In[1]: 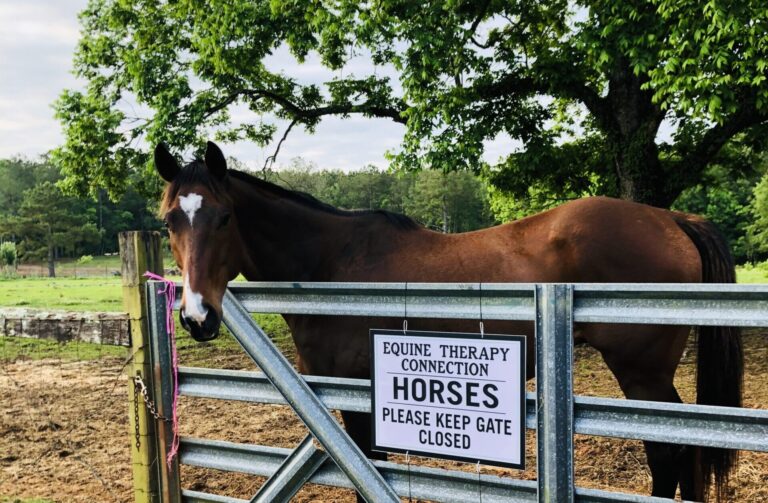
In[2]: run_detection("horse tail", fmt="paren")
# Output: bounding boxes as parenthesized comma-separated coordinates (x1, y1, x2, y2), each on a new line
(673, 212, 743, 501)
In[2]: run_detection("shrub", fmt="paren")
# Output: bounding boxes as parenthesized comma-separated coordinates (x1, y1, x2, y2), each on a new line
(77, 254, 94, 265)
(0, 242, 17, 268)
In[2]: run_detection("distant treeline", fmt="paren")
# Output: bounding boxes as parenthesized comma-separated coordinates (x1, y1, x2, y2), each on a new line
(1, 156, 766, 276)
(0, 158, 160, 276)
(260, 160, 495, 233)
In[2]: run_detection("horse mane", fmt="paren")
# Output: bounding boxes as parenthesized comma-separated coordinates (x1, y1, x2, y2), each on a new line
(160, 162, 420, 231)
(229, 170, 420, 230)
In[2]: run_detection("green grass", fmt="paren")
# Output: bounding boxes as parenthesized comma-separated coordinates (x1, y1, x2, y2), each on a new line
(736, 263, 768, 284)
(0, 276, 124, 312)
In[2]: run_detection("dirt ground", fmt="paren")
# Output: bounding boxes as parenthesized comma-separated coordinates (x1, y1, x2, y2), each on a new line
(1, 332, 766, 503)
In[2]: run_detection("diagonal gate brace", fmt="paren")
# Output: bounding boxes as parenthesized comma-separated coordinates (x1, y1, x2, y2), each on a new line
(221, 290, 399, 503)
(249, 434, 328, 503)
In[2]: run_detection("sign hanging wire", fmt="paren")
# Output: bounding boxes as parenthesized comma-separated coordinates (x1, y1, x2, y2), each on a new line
(403, 282, 408, 334)
(479, 283, 484, 338)
(477, 461, 483, 502)
(406, 451, 412, 502)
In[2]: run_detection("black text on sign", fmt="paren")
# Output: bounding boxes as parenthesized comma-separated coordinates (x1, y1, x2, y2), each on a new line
(370, 330, 526, 468)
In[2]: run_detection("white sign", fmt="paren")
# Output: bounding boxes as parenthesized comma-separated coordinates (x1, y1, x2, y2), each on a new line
(370, 330, 526, 468)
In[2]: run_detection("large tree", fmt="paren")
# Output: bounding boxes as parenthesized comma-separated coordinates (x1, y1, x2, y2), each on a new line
(55, 0, 768, 207)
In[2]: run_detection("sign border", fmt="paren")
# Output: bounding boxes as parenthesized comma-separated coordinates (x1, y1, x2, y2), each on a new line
(369, 329, 527, 469)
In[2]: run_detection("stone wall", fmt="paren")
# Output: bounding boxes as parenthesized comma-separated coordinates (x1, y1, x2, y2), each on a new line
(0, 308, 130, 346)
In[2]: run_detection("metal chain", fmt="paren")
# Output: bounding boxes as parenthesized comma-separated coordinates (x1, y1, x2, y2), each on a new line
(133, 379, 141, 450)
(133, 375, 169, 422)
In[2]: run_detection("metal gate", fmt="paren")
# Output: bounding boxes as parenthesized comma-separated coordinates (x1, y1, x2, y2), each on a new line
(141, 281, 768, 503)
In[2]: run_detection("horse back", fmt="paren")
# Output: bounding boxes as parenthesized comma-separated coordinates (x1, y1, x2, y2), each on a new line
(361, 196, 703, 285)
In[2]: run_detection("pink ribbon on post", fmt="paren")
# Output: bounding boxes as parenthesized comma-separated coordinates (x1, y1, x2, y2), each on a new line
(143, 271, 180, 467)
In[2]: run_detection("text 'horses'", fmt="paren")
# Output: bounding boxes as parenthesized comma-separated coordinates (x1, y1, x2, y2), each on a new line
(156, 141, 742, 502)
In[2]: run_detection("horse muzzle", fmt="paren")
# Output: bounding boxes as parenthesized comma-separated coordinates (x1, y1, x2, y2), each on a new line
(180, 303, 221, 342)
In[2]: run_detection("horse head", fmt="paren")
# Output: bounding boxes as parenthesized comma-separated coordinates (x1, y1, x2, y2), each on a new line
(155, 141, 241, 341)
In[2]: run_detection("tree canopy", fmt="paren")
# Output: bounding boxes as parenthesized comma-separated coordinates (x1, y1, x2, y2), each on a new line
(55, 0, 768, 207)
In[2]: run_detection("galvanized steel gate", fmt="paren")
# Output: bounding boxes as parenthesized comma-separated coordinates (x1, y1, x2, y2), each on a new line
(142, 281, 768, 503)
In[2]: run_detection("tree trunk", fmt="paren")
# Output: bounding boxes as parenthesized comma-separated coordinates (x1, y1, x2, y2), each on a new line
(47, 225, 55, 278)
(47, 245, 55, 278)
(441, 195, 449, 233)
(610, 128, 674, 208)
(604, 59, 676, 208)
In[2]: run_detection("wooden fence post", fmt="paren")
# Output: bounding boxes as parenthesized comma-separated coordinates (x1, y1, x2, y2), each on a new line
(120, 231, 163, 503)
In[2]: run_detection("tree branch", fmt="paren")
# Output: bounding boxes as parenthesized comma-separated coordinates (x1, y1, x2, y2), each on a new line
(466, 0, 493, 49)
(683, 95, 767, 168)
(240, 88, 408, 124)
(470, 63, 613, 131)
(471, 73, 537, 100)
(263, 119, 297, 172)
(177, 87, 408, 131)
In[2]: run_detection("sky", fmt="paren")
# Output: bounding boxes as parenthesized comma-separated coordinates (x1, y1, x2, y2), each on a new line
(0, 0, 524, 172)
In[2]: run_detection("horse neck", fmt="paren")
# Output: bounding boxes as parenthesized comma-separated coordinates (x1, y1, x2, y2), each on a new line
(230, 177, 380, 281)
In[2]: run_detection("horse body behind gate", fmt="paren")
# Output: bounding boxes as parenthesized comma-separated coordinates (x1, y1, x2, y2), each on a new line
(155, 141, 741, 502)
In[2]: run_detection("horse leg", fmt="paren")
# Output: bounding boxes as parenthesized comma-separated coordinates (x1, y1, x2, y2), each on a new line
(641, 400, 703, 501)
(622, 382, 686, 498)
(340, 410, 388, 503)
(591, 325, 694, 499)
(601, 367, 697, 498)
(678, 442, 705, 501)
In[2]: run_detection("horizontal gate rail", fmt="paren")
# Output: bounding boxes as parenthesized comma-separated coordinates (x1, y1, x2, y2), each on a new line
(179, 437, 673, 503)
(177, 367, 768, 452)
(200, 282, 536, 320)
(572, 284, 768, 326)
(169, 282, 768, 326)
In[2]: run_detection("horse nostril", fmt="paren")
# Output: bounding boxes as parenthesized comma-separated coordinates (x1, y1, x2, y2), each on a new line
(201, 304, 220, 330)
(179, 310, 191, 330)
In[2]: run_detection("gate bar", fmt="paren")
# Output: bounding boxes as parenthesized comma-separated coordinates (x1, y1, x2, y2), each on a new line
(249, 434, 328, 503)
(221, 289, 399, 503)
(178, 367, 768, 451)
(536, 284, 575, 503)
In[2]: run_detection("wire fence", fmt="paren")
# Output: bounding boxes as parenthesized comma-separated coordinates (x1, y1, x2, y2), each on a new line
(9, 262, 121, 278)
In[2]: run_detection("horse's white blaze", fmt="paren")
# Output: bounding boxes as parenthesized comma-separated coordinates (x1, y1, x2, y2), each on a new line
(183, 273, 208, 323)
(179, 192, 203, 227)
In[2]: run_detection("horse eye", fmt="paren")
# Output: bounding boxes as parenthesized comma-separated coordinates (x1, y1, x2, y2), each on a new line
(163, 214, 177, 233)
(218, 212, 231, 229)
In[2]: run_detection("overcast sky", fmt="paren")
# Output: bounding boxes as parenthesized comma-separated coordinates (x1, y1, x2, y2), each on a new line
(0, 0, 527, 172)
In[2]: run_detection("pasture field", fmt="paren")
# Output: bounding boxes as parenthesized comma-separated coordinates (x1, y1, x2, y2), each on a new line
(0, 277, 124, 312)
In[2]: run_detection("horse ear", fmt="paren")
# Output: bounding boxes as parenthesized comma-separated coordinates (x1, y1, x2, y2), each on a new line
(204, 141, 227, 180)
(154, 143, 180, 182)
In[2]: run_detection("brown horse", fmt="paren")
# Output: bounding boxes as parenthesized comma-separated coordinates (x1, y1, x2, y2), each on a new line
(156, 141, 742, 502)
